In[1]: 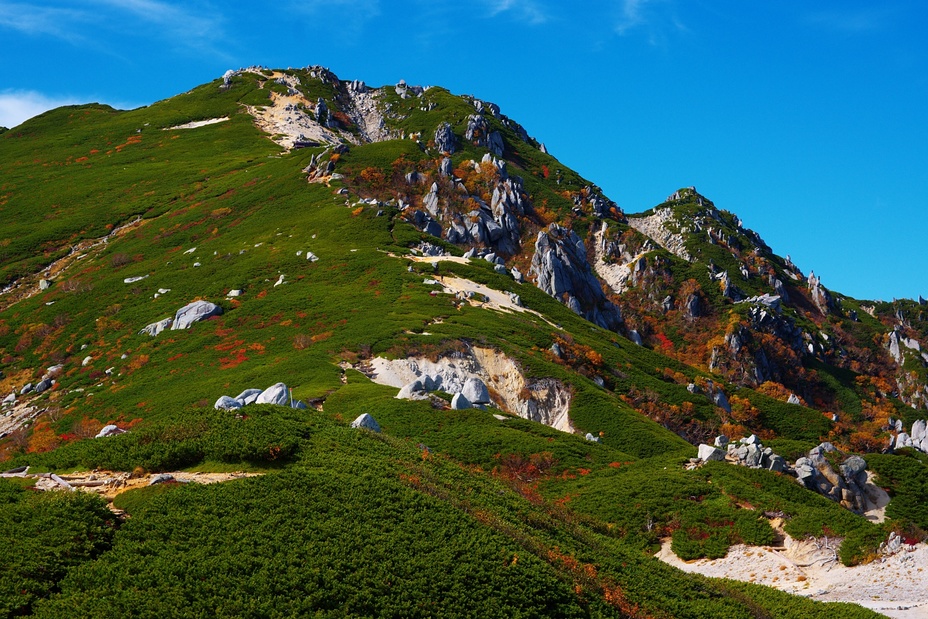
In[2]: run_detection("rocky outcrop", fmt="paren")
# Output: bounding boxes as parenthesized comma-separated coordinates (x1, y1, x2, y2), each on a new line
(465, 114, 504, 157)
(434, 122, 457, 154)
(795, 442, 869, 513)
(890, 418, 928, 453)
(807, 271, 834, 314)
(368, 346, 574, 432)
(214, 383, 306, 411)
(443, 156, 525, 256)
(626, 207, 693, 262)
(530, 224, 623, 332)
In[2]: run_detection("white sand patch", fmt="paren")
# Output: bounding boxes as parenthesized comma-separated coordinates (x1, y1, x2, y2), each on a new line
(656, 533, 928, 618)
(164, 117, 229, 130)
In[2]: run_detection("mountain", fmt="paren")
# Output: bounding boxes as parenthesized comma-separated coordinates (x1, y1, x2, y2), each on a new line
(1, 65, 926, 618)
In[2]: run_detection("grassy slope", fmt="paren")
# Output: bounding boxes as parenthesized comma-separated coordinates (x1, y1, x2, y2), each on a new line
(0, 73, 900, 617)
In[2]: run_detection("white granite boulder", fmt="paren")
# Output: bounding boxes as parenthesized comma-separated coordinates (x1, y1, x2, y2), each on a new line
(256, 383, 290, 406)
(171, 301, 223, 330)
(350, 413, 381, 432)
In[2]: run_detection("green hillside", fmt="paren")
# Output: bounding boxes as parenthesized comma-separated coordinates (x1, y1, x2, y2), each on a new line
(1, 66, 924, 617)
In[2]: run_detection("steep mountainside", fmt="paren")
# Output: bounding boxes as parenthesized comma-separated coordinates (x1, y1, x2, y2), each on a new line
(1, 65, 926, 618)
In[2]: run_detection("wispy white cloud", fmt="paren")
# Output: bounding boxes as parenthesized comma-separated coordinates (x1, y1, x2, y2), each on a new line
(803, 8, 892, 34)
(0, 2, 90, 40)
(284, 0, 381, 41)
(484, 0, 549, 25)
(0, 0, 228, 56)
(91, 0, 225, 43)
(614, 0, 687, 44)
(0, 90, 83, 128)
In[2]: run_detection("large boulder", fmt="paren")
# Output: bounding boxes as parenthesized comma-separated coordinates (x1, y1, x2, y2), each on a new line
(461, 377, 490, 405)
(698, 444, 725, 462)
(95, 424, 125, 438)
(171, 301, 223, 330)
(256, 383, 289, 406)
(450, 392, 472, 410)
(350, 413, 381, 432)
(397, 379, 428, 400)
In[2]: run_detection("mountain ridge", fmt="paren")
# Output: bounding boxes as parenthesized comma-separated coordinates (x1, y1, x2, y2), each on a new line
(1, 64, 927, 617)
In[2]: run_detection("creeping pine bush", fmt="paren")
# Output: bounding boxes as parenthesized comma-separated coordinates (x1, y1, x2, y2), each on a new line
(12, 406, 309, 472)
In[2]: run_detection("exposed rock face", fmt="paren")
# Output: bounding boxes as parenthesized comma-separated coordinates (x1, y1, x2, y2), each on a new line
(465, 114, 504, 157)
(807, 271, 834, 314)
(443, 157, 524, 256)
(530, 224, 623, 332)
(891, 418, 928, 453)
(626, 207, 693, 262)
(709, 297, 805, 388)
(795, 443, 869, 513)
(575, 186, 623, 220)
(434, 122, 457, 154)
(367, 346, 574, 432)
(172, 301, 222, 330)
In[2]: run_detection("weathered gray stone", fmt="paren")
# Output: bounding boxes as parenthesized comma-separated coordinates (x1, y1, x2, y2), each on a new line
(912, 419, 927, 441)
(1, 393, 14, 406)
(787, 393, 801, 405)
(840, 455, 868, 483)
(256, 382, 290, 406)
(171, 301, 222, 330)
(713, 389, 731, 413)
(95, 424, 125, 438)
(34, 379, 52, 394)
(713, 435, 729, 448)
(140, 317, 173, 337)
(450, 392, 472, 410)
(350, 413, 381, 432)
(149, 474, 175, 486)
(585, 433, 602, 443)
(19, 383, 33, 395)
(214, 395, 243, 411)
(235, 389, 262, 405)
(397, 380, 428, 400)
(698, 444, 726, 461)
(439, 157, 452, 177)
(530, 224, 623, 332)
(768, 455, 786, 473)
(434, 122, 457, 154)
(462, 377, 491, 404)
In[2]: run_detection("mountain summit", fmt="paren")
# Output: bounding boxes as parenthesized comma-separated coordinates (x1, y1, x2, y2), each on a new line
(0, 65, 926, 617)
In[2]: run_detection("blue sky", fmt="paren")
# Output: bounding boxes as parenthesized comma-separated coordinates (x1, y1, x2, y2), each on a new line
(1, 0, 926, 302)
